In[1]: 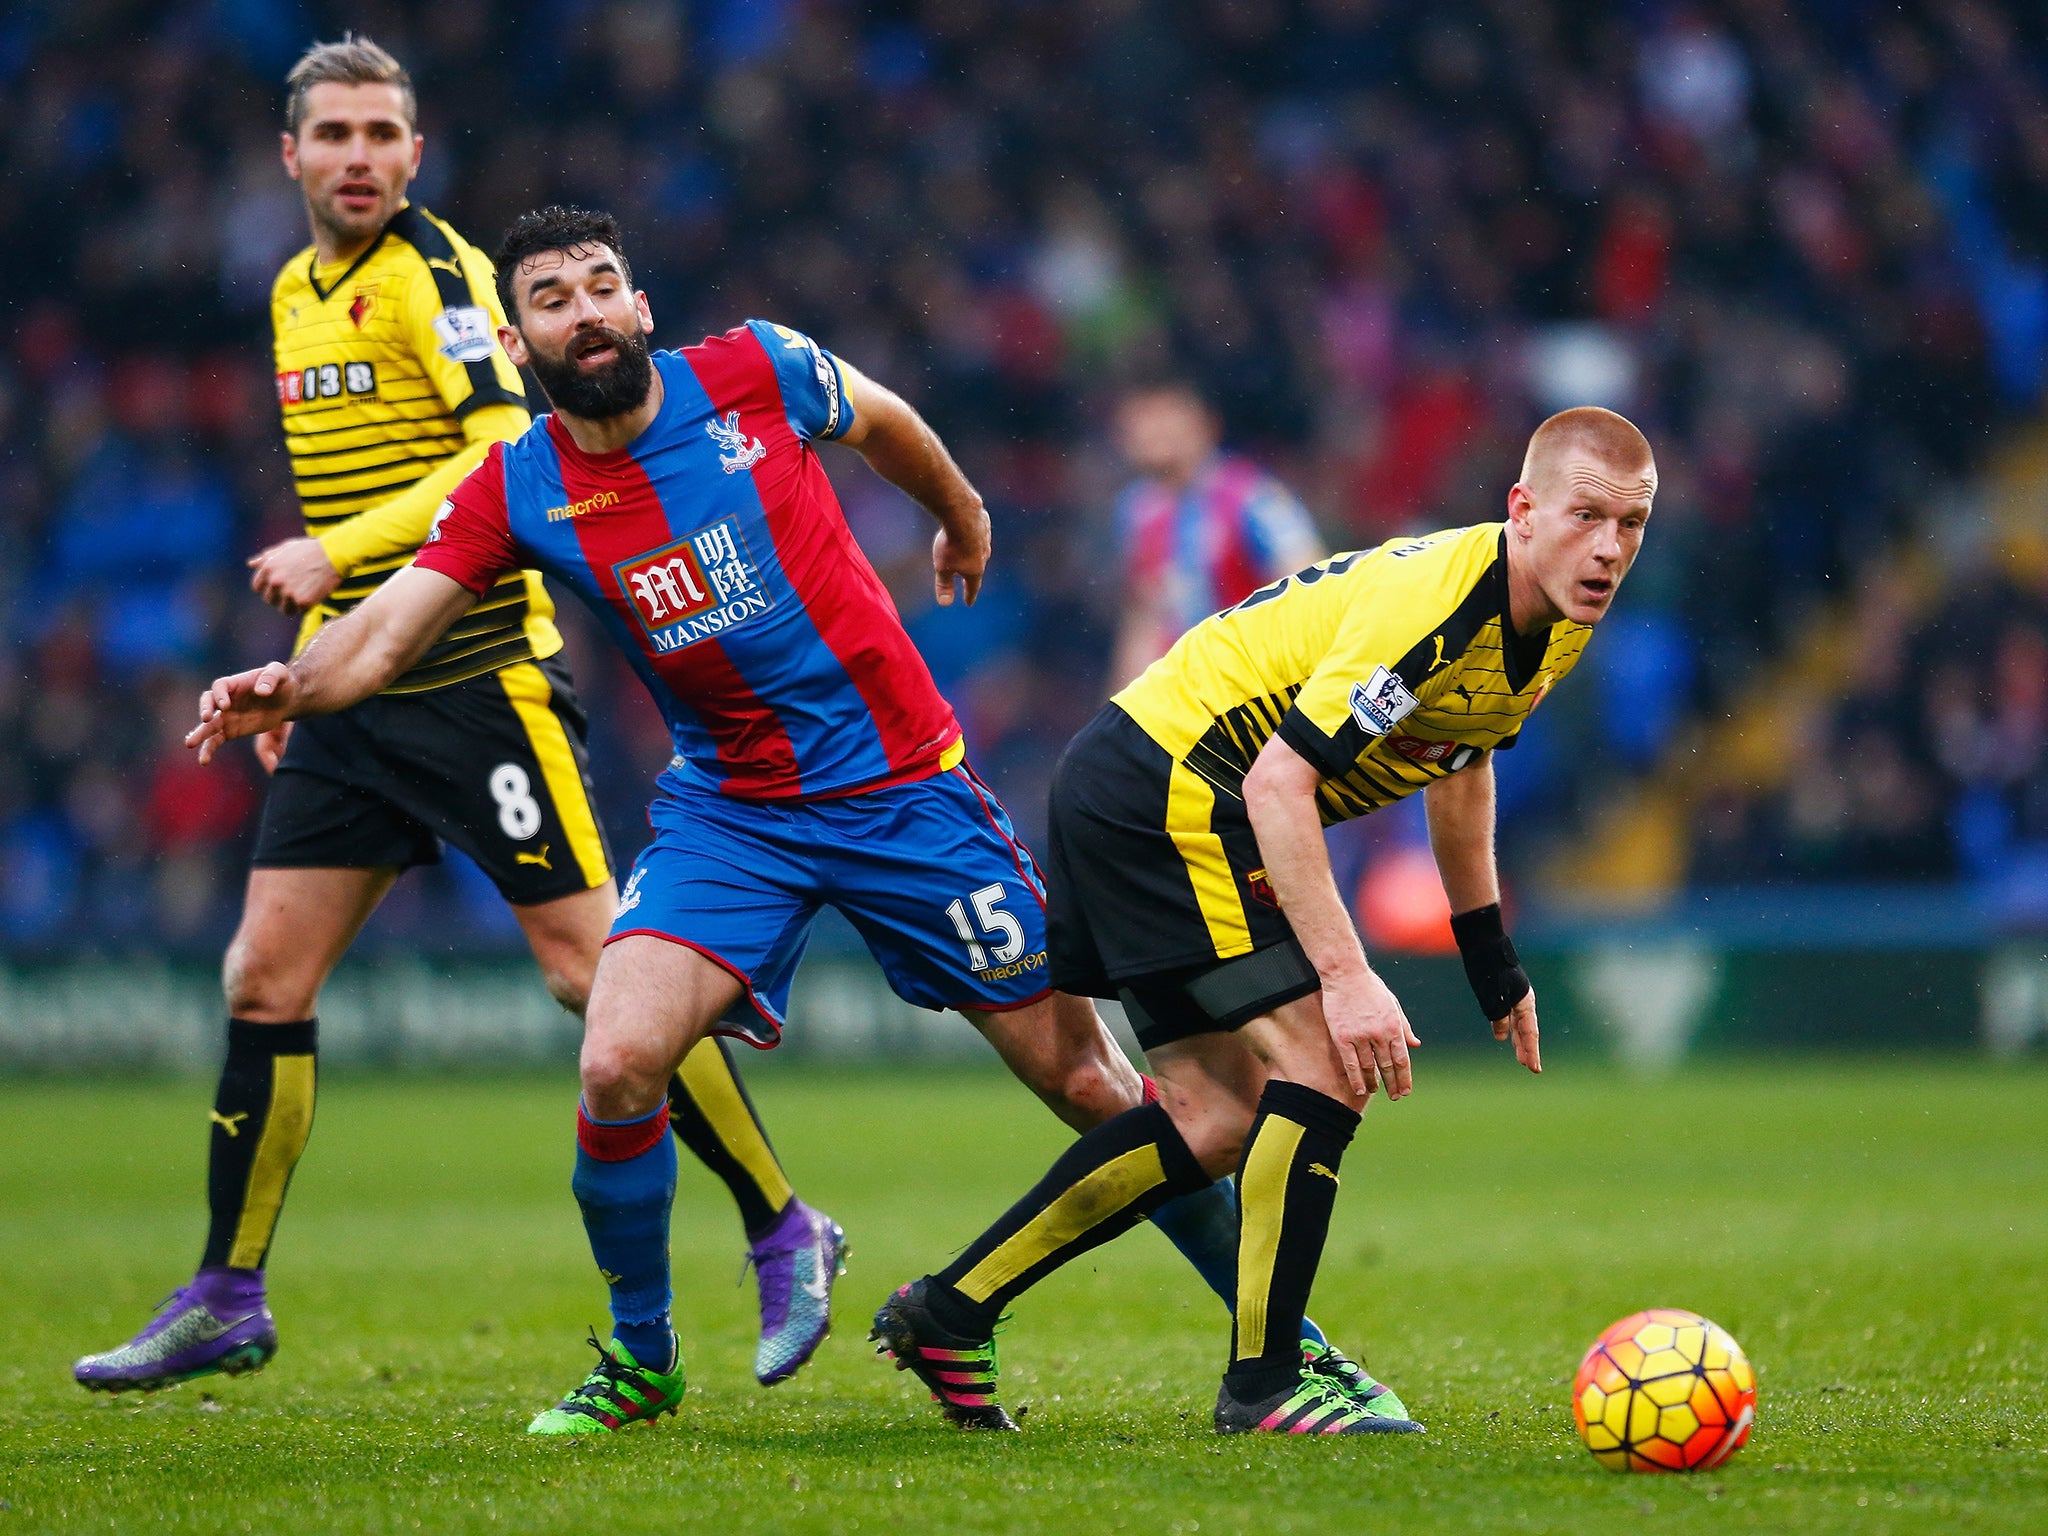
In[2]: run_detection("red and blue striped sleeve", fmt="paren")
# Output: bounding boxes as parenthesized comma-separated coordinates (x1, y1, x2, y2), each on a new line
(414, 441, 519, 597)
(1241, 469, 1325, 578)
(742, 319, 854, 442)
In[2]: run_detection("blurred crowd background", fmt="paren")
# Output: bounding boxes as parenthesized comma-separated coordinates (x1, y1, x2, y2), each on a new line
(3, 0, 2046, 958)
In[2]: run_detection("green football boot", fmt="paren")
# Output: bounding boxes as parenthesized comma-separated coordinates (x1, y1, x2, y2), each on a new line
(526, 1330, 686, 1435)
(1302, 1338, 1415, 1422)
(1216, 1361, 1424, 1435)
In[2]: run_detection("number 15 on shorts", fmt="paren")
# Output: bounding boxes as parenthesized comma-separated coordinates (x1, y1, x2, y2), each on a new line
(945, 882, 1024, 971)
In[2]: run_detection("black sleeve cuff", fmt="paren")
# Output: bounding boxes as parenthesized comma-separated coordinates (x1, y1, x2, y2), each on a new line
(1276, 710, 1351, 778)
(1448, 902, 1531, 1021)
(453, 382, 526, 420)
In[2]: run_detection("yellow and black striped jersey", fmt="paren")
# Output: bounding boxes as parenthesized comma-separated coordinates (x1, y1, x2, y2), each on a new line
(270, 204, 561, 693)
(1114, 522, 1592, 825)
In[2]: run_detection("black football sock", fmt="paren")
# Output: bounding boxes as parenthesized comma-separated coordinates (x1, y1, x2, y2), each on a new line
(1226, 1080, 1360, 1397)
(930, 1101, 1211, 1337)
(199, 1019, 319, 1272)
(668, 1036, 793, 1239)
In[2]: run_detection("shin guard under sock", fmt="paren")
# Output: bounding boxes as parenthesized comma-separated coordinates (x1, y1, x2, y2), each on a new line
(932, 1101, 1211, 1336)
(668, 1037, 794, 1239)
(200, 1019, 318, 1273)
(572, 1100, 679, 1369)
(1228, 1080, 1360, 1395)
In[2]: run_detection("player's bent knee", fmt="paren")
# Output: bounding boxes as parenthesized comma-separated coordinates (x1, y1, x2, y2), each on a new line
(578, 1046, 656, 1116)
(972, 997, 1143, 1130)
(1167, 1108, 1249, 1179)
(1053, 1052, 1139, 1126)
(578, 1029, 675, 1117)
(221, 936, 320, 1022)
(1189, 1124, 1248, 1180)
(540, 965, 591, 1017)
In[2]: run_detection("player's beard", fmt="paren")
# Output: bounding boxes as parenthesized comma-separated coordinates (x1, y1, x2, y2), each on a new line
(529, 322, 655, 420)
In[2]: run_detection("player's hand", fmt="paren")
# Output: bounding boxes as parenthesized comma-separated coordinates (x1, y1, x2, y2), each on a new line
(249, 537, 341, 616)
(1322, 968, 1421, 1101)
(1493, 988, 1541, 1074)
(932, 511, 990, 607)
(187, 664, 299, 766)
(253, 722, 293, 774)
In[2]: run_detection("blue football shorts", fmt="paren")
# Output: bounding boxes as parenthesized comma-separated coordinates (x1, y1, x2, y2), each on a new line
(607, 760, 1052, 1046)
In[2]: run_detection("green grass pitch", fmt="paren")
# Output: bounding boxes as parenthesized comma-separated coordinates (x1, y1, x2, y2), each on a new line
(3, 1057, 2044, 1533)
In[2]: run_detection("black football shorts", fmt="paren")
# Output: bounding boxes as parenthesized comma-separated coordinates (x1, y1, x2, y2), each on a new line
(1045, 704, 1318, 1051)
(251, 652, 613, 906)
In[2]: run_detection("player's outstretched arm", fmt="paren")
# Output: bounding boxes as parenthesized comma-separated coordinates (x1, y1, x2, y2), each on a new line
(249, 404, 530, 614)
(187, 566, 477, 764)
(833, 360, 990, 607)
(1243, 734, 1421, 1101)
(1423, 758, 1540, 1074)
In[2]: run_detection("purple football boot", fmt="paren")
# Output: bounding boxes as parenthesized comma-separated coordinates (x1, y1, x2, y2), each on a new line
(747, 1199, 846, 1386)
(74, 1269, 277, 1393)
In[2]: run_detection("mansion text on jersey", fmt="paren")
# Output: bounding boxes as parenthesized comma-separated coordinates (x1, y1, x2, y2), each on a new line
(648, 590, 773, 652)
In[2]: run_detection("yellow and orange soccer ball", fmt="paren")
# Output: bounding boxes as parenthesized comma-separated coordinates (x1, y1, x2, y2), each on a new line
(1572, 1309, 1757, 1472)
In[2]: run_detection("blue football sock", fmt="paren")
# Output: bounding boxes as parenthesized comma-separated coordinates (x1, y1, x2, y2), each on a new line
(612, 1318, 677, 1372)
(572, 1099, 679, 1372)
(1150, 1176, 1240, 1304)
(1149, 1175, 1327, 1348)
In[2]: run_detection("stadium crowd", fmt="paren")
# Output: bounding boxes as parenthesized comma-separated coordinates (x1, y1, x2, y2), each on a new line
(2, 0, 2045, 952)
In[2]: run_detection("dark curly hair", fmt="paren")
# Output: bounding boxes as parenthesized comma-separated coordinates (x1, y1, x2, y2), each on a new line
(494, 206, 634, 320)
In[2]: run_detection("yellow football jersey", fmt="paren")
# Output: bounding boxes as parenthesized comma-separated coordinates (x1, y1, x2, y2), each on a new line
(1114, 522, 1592, 825)
(270, 204, 561, 692)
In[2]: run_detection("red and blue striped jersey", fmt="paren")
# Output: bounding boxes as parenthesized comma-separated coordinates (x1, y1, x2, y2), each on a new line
(416, 320, 962, 801)
(1118, 453, 1324, 635)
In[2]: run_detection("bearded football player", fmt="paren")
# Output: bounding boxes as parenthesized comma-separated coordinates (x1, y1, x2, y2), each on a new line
(182, 206, 1396, 1434)
(75, 38, 840, 1402)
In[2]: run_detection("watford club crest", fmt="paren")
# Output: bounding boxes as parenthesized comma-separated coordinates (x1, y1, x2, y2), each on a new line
(348, 286, 378, 329)
(1245, 867, 1279, 908)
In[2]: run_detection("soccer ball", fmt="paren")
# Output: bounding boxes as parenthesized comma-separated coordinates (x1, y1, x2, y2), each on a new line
(1572, 1308, 1756, 1472)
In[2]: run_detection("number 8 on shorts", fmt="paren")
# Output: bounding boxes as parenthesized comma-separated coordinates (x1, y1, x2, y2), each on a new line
(491, 762, 543, 841)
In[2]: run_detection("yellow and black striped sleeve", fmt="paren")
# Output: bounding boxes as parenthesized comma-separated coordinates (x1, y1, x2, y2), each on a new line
(1275, 528, 1504, 778)
(315, 404, 526, 576)
(389, 206, 525, 420)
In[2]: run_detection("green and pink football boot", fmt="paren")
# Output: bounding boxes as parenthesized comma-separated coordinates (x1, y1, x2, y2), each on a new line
(869, 1279, 1017, 1430)
(526, 1329, 686, 1435)
(1214, 1357, 1424, 1435)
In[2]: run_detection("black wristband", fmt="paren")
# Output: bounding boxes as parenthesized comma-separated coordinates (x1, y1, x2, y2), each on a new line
(1448, 902, 1531, 1021)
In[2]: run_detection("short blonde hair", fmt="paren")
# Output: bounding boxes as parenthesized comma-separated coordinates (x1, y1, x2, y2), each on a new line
(285, 34, 415, 134)
(1519, 406, 1655, 488)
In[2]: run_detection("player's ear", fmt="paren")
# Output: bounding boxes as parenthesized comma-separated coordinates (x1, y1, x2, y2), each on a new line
(634, 289, 654, 335)
(498, 323, 529, 367)
(407, 131, 424, 181)
(1506, 481, 1537, 535)
(280, 131, 301, 181)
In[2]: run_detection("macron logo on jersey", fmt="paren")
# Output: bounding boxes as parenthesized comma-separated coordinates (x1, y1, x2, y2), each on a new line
(613, 517, 774, 654)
